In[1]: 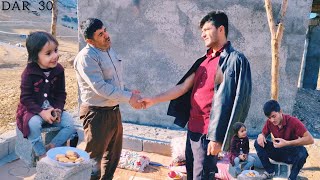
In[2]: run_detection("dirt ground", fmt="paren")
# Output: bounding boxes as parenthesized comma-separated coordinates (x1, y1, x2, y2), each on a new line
(0, 23, 319, 179)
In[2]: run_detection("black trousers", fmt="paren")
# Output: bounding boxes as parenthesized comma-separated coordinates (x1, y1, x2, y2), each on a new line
(186, 130, 218, 180)
(254, 140, 308, 180)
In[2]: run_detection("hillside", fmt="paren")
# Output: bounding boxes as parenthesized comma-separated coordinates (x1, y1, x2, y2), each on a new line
(0, 0, 78, 45)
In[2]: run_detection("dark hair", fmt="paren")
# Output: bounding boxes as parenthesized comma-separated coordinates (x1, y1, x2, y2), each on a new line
(200, 11, 228, 38)
(233, 122, 246, 135)
(80, 18, 103, 40)
(263, 100, 281, 117)
(26, 31, 58, 63)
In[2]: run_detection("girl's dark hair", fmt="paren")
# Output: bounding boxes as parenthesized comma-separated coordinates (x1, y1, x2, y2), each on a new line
(200, 10, 229, 38)
(233, 122, 246, 135)
(26, 31, 58, 63)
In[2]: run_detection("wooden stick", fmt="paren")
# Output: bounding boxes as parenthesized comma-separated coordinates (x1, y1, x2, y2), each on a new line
(265, 0, 276, 37)
(276, 23, 284, 48)
(271, 38, 279, 100)
(278, 0, 288, 24)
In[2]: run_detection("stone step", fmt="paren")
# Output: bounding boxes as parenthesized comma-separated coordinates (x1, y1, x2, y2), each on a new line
(0, 122, 187, 165)
(0, 130, 16, 161)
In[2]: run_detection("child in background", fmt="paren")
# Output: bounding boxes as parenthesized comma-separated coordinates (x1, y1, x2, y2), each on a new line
(16, 31, 76, 159)
(229, 122, 255, 175)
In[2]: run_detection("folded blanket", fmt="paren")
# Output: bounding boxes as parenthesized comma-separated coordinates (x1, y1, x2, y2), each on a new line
(118, 150, 150, 172)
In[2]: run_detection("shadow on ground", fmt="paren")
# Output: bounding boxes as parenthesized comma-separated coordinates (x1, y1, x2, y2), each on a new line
(302, 167, 320, 171)
(0, 63, 20, 69)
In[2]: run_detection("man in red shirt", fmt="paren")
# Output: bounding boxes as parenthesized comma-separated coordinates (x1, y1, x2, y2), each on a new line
(255, 100, 314, 180)
(140, 11, 252, 180)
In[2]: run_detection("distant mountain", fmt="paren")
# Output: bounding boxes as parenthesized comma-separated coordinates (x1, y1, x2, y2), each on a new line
(57, 0, 78, 29)
(0, 0, 78, 44)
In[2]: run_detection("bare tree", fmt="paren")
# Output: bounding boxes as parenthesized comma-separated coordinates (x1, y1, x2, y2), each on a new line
(51, 0, 58, 37)
(264, 0, 288, 100)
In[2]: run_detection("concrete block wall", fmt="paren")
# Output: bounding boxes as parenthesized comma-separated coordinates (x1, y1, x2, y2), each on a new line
(15, 126, 64, 167)
(0, 130, 16, 160)
(0, 122, 180, 163)
(77, 0, 313, 134)
(123, 135, 171, 156)
(0, 139, 9, 160)
(35, 157, 92, 180)
(143, 140, 171, 156)
(123, 135, 143, 152)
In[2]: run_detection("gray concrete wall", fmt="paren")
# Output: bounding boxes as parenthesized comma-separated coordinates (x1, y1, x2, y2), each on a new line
(77, 0, 313, 134)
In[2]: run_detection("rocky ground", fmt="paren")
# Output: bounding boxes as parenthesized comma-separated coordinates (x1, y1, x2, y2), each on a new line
(293, 88, 320, 138)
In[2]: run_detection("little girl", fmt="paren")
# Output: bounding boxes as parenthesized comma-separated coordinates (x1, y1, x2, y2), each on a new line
(16, 31, 76, 158)
(229, 122, 255, 175)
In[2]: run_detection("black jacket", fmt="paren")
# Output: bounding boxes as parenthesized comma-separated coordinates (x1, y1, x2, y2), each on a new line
(167, 42, 252, 150)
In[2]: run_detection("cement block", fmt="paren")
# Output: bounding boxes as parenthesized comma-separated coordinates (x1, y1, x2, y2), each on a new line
(15, 128, 37, 167)
(0, 153, 18, 166)
(143, 140, 171, 156)
(35, 157, 92, 180)
(123, 135, 143, 152)
(270, 159, 292, 178)
(0, 129, 16, 139)
(0, 139, 9, 160)
(0, 130, 16, 155)
(15, 126, 62, 167)
(8, 137, 16, 154)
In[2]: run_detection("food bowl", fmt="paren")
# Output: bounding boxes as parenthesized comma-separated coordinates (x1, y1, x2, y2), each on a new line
(47, 146, 89, 166)
(241, 170, 259, 178)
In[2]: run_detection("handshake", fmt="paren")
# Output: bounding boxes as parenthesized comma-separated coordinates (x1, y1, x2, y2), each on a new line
(128, 90, 155, 110)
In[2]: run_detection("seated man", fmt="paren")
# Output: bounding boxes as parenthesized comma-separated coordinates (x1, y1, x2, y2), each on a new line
(254, 100, 314, 180)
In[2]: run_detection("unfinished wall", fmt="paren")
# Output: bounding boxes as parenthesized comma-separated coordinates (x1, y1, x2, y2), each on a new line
(77, 0, 313, 134)
(303, 24, 320, 90)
